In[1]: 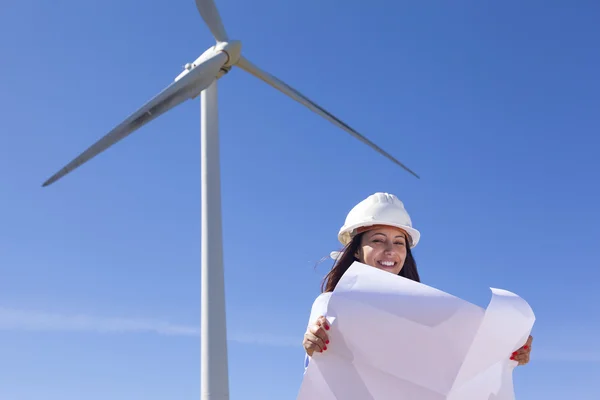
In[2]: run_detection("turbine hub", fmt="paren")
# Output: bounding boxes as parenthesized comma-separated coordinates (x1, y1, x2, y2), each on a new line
(215, 40, 242, 67)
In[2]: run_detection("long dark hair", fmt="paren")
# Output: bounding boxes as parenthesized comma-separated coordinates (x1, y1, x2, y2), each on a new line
(320, 232, 420, 293)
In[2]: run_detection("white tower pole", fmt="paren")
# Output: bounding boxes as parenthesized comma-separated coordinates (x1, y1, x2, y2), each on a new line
(200, 79, 230, 400)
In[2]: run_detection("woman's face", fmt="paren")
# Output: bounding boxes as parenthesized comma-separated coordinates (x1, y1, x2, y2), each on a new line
(356, 226, 408, 275)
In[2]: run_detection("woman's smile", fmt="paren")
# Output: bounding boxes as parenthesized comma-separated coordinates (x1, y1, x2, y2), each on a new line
(376, 260, 397, 269)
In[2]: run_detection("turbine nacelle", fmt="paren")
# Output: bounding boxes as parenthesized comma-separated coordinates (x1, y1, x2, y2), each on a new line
(175, 40, 242, 82)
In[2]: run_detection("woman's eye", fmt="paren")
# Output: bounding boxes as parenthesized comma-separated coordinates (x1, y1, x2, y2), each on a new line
(394, 242, 405, 246)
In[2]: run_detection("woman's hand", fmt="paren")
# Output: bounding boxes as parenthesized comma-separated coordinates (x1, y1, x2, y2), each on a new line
(511, 335, 533, 365)
(303, 315, 330, 357)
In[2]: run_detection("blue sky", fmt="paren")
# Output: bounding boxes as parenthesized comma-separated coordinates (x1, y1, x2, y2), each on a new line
(1, 0, 599, 398)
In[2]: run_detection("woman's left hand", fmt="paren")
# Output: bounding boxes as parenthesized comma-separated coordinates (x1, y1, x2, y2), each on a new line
(511, 335, 533, 366)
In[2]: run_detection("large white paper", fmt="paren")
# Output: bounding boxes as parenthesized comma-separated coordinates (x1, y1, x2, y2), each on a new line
(297, 262, 535, 400)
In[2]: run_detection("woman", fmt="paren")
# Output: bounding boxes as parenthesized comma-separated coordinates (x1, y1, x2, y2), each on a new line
(303, 192, 533, 370)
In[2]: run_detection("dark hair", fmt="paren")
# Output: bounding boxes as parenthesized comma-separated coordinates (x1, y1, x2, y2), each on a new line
(320, 232, 420, 293)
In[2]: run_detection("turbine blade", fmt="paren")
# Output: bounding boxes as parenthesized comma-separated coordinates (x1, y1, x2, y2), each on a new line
(235, 56, 419, 179)
(195, 0, 229, 43)
(42, 52, 228, 187)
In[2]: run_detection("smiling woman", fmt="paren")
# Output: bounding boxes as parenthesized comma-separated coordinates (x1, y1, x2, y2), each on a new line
(302, 192, 533, 372)
(320, 192, 421, 297)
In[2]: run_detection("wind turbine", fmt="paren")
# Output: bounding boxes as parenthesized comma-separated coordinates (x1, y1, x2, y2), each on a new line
(42, 0, 419, 398)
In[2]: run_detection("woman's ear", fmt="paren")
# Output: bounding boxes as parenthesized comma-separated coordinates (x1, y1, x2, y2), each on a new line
(354, 248, 362, 260)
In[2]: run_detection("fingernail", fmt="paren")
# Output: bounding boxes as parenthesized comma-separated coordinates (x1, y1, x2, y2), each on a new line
(326, 340, 329, 344)
(325, 325, 330, 330)
(523, 345, 529, 349)
(323, 346, 327, 351)
(512, 352, 517, 355)
(510, 356, 515, 360)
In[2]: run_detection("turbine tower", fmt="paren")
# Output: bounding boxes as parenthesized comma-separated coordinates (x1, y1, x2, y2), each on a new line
(42, 0, 420, 398)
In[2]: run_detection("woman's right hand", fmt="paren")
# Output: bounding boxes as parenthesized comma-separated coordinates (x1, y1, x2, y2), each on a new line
(303, 315, 330, 357)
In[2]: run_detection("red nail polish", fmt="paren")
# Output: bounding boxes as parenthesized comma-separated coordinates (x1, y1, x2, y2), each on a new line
(325, 325, 330, 330)
(326, 340, 329, 344)
(323, 346, 327, 351)
(523, 345, 529, 350)
(510, 356, 514, 360)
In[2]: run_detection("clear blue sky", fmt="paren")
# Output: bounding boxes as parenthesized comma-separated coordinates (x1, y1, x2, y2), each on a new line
(1, 0, 599, 398)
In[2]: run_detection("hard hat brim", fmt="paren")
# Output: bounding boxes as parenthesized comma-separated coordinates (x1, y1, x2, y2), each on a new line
(338, 221, 420, 248)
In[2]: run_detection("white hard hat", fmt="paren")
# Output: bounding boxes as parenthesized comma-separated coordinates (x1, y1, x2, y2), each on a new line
(338, 192, 420, 248)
